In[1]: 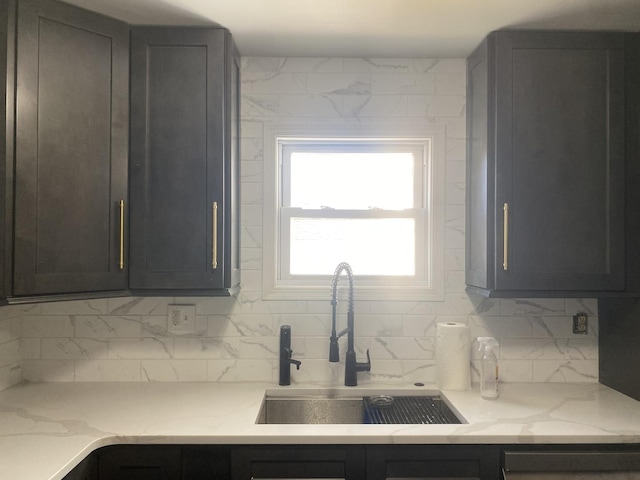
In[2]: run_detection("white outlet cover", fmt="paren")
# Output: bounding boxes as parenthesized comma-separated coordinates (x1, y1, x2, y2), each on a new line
(167, 304, 196, 334)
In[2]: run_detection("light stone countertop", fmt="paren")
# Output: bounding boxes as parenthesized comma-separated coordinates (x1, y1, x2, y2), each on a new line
(1, 381, 640, 480)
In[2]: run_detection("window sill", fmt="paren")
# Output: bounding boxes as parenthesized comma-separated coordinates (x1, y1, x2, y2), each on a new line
(261, 283, 445, 302)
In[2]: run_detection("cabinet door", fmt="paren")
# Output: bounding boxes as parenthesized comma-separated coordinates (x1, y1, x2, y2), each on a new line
(98, 445, 181, 480)
(231, 446, 366, 480)
(13, 0, 129, 296)
(366, 445, 500, 480)
(129, 27, 240, 292)
(494, 32, 625, 291)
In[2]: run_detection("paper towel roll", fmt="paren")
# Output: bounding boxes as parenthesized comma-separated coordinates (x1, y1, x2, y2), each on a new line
(436, 322, 471, 391)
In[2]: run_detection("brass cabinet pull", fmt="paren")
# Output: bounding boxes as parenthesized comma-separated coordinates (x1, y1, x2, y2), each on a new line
(119, 200, 125, 270)
(503, 202, 509, 271)
(212, 201, 218, 269)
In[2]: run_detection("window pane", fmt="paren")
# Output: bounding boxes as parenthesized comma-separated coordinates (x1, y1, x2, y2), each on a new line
(289, 152, 415, 209)
(289, 217, 415, 276)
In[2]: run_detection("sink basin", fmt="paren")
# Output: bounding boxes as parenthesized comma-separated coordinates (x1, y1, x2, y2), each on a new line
(257, 395, 364, 424)
(256, 393, 463, 425)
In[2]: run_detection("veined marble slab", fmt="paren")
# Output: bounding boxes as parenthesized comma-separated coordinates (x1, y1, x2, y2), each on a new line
(0, 382, 639, 480)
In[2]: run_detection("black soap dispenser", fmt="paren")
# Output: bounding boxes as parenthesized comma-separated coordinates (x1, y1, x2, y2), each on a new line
(279, 325, 301, 386)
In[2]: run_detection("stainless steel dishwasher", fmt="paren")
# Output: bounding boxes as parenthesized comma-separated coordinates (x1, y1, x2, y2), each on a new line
(503, 450, 640, 479)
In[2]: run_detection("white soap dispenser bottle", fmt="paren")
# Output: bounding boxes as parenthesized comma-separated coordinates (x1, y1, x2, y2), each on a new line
(477, 337, 499, 399)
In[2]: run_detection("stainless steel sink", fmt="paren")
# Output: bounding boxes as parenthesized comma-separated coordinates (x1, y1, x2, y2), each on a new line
(256, 393, 463, 425)
(257, 395, 364, 424)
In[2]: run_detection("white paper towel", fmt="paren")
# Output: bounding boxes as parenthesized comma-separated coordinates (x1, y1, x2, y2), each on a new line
(436, 322, 471, 391)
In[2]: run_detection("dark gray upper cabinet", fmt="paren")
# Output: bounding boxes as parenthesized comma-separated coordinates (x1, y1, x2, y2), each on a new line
(12, 0, 129, 297)
(466, 31, 626, 297)
(129, 27, 240, 294)
(0, 1, 16, 302)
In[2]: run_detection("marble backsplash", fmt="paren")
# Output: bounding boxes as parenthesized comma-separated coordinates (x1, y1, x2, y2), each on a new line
(0, 57, 599, 389)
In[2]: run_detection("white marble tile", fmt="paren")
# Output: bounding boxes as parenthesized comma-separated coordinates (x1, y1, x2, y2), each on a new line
(241, 94, 279, 116)
(22, 315, 74, 338)
(230, 359, 273, 382)
(533, 360, 598, 382)
(141, 360, 207, 382)
(278, 94, 342, 117)
(366, 359, 403, 383)
(20, 338, 41, 359)
(40, 299, 108, 315)
(408, 95, 465, 118)
(565, 298, 598, 316)
(242, 72, 306, 94)
(344, 58, 414, 72)
(566, 338, 598, 360)
(445, 205, 465, 227)
(372, 73, 435, 94)
(494, 359, 534, 383)
(22, 359, 74, 382)
(402, 315, 455, 337)
(436, 73, 466, 95)
(445, 248, 465, 272)
(500, 339, 566, 360)
(415, 59, 466, 74)
(107, 297, 170, 316)
(209, 314, 274, 337)
(401, 360, 437, 384)
(239, 337, 279, 359)
(241, 205, 263, 226)
(241, 57, 282, 72)
(0, 362, 20, 391)
(75, 359, 141, 382)
(275, 314, 331, 336)
(108, 338, 173, 360)
(75, 315, 142, 338)
(445, 160, 465, 183)
(444, 225, 465, 249)
(241, 118, 266, 139)
(241, 226, 263, 249)
(355, 315, 403, 337)
(174, 338, 240, 359)
(305, 73, 371, 95)
(370, 337, 435, 360)
(342, 95, 408, 118)
(278, 57, 344, 73)
(41, 338, 108, 360)
(241, 183, 262, 206)
(500, 298, 567, 316)
(0, 340, 19, 367)
(468, 315, 533, 339)
(241, 137, 264, 162)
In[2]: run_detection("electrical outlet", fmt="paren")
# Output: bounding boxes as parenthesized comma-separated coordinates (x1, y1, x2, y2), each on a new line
(167, 304, 196, 334)
(573, 312, 588, 335)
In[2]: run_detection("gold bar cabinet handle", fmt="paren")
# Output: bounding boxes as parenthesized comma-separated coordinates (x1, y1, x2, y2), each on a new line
(212, 201, 218, 269)
(119, 200, 125, 270)
(503, 202, 509, 271)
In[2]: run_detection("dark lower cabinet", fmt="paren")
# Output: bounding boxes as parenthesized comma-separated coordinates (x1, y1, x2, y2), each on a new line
(98, 445, 181, 480)
(12, 0, 129, 297)
(86, 444, 498, 480)
(63, 453, 98, 480)
(231, 446, 366, 480)
(367, 445, 500, 480)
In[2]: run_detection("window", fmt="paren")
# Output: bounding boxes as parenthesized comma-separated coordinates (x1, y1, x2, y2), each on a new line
(263, 125, 445, 301)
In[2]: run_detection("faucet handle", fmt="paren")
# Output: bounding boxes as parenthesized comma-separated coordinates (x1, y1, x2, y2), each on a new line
(357, 349, 371, 372)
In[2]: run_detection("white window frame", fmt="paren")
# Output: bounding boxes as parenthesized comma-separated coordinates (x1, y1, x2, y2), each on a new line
(262, 123, 445, 302)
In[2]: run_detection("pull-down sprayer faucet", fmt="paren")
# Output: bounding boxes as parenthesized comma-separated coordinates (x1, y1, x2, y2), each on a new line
(329, 262, 371, 386)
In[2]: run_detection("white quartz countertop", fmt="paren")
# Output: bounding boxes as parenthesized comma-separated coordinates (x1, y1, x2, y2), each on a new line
(2, 381, 640, 480)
